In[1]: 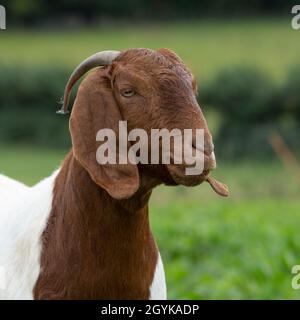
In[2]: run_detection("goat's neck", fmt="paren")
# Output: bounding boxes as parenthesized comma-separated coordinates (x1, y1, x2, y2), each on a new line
(34, 151, 158, 299)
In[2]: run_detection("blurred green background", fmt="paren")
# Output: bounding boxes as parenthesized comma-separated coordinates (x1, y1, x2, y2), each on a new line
(0, 0, 300, 299)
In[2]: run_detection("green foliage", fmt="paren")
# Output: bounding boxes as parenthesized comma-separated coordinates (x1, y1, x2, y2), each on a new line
(202, 67, 280, 123)
(0, 145, 66, 185)
(1, 0, 295, 26)
(0, 65, 71, 148)
(1, 20, 299, 81)
(201, 67, 300, 158)
(283, 67, 300, 119)
(0, 65, 68, 111)
(152, 198, 300, 299)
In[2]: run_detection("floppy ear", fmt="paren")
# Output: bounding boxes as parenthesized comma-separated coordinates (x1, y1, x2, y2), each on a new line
(70, 68, 140, 199)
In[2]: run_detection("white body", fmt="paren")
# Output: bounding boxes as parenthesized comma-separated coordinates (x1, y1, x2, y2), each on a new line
(0, 172, 166, 300)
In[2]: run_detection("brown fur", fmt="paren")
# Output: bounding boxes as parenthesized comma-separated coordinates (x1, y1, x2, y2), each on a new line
(34, 152, 159, 299)
(34, 48, 215, 299)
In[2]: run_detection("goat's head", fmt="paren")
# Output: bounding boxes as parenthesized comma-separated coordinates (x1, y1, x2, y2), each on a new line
(61, 48, 228, 199)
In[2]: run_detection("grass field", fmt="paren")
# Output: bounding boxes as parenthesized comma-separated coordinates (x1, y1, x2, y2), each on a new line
(1, 18, 299, 82)
(1, 145, 300, 299)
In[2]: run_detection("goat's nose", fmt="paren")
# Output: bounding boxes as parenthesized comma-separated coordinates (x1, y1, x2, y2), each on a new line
(204, 142, 214, 156)
(205, 141, 216, 170)
(210, 151, 217, 169)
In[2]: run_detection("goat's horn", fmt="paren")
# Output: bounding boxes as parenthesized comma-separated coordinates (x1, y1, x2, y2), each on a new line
(57, 50, 121, 114)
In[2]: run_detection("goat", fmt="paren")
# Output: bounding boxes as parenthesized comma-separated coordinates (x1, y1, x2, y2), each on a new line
(0, 48, 228, 300)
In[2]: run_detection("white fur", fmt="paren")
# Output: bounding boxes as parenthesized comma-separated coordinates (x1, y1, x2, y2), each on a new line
(0, 174, 29, 193)
(0, 171, 58, 300)
(150, 253, 167, 300)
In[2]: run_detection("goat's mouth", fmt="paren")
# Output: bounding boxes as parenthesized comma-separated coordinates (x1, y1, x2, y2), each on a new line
(166, 150, 216, 187)
(165, 150, 229, 197)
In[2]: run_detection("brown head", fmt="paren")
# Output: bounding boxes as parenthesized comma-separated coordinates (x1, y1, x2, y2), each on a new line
(61, 48, 228, 199)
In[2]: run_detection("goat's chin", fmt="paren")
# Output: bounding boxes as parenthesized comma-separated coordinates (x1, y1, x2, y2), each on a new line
(166, 164, 210, 187)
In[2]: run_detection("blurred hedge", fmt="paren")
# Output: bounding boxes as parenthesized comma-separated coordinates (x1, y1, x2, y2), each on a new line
(0, 65, 299, 158)
(1, 0, 296, 26)
(0, 65, 71, 148)
(200, 67, 300, 158)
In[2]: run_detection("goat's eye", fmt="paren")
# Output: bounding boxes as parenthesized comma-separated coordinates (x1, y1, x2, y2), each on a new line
(121, 89, 135, 98)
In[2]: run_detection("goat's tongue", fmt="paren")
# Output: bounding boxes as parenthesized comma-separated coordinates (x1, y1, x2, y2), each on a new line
(206, 176, 229, 197)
